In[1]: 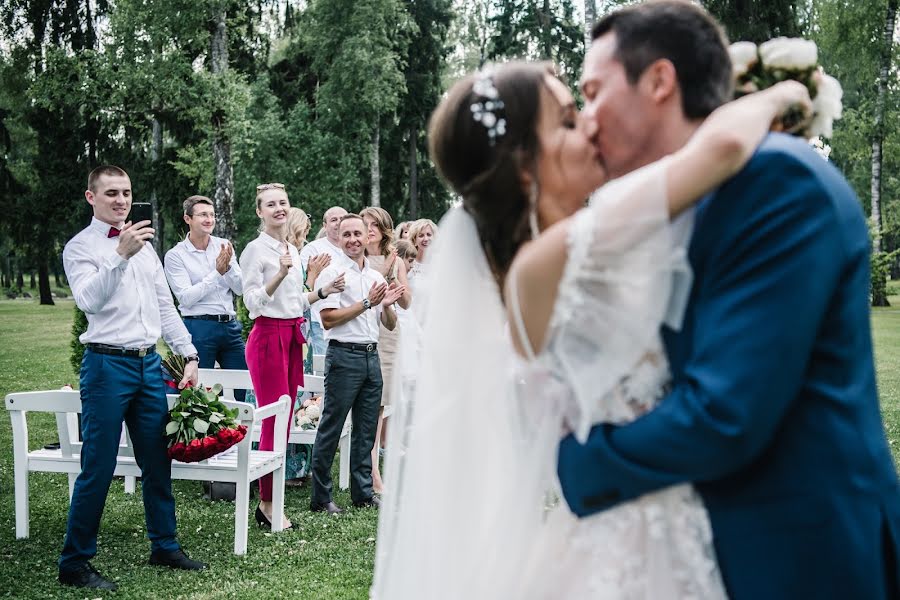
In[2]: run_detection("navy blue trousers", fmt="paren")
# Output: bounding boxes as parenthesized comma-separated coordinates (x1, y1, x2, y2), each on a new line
(184, 318, 247, 402)
(58, 349, 179, 572)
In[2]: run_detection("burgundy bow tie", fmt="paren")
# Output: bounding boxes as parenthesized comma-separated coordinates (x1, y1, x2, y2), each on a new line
(108, 227, 121, 238)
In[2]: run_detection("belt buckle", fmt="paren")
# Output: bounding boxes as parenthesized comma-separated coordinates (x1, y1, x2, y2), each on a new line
(138, 347, 148, 357)
(365, 343, 374, 352)
(218, 315, 228, 322)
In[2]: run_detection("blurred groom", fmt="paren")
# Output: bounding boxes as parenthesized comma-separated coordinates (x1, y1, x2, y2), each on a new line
(557, 2, 900, 598)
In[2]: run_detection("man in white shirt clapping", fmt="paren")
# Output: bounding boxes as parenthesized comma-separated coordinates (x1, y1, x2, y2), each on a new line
(310, 214, 404, 514)
(164, 196, 246, 401)
(299, 205, 348, 359)
(59, 166, 206, 591)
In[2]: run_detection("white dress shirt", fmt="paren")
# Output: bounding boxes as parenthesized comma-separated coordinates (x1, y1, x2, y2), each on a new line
(317, 257, 387, 343)
(239, 232, 310, 320)
(63, 217, 197, 356)
(164, 234, 242, 317)
(299, 237, 348, 325)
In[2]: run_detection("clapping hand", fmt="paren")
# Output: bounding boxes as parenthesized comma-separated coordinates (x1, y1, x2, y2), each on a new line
(367, 281, 388, 306)
(116, 220, 154, 259)
(278, 245, 293, 277)
(325, 273, 346, 295)
(308, 253, 331, 281)
(216, 242, 233, 275)
(382, 282, 406, 307)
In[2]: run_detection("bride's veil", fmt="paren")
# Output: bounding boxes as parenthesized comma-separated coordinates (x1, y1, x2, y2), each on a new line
(372, 206, 560, 599)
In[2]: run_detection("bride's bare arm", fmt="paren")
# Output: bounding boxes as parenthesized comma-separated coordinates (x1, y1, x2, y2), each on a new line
(666, 80, 812, 218)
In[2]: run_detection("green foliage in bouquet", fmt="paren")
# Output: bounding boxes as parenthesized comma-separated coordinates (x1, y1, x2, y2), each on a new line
(69, 305, 88, 375)
(165, 383, 241, 444)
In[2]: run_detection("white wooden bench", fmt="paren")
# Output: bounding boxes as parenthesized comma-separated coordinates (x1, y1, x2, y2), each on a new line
(6, 389, 291, 556)
(198, 367, 351, 490)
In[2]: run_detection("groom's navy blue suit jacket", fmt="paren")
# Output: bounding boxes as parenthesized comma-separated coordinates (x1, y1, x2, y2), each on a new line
(558, 133, 900, 598)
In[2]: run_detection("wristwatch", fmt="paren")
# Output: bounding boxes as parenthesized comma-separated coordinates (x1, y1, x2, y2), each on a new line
(186, 354, 200, 363)
(362, 298, 372, 310)
(318, 287, 327, 300)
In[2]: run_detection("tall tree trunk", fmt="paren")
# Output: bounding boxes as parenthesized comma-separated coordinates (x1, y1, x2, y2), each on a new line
(54, 266, 62, 288)
(370, 127, 381, 207)
(583, 0, 596, 49)
(38, 256, 53, 305)
(541, 0, 552, 59)
(409, 125, 419, 220)
(29, 272, 36, 289)
(15, 265, 23, 290)
(150, 115, 163, 255)
(211, 4, 235, 240)
(870, 0, 896, 307)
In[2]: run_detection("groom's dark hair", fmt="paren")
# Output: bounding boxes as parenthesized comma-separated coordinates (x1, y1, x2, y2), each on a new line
(592, 0, 732, 119)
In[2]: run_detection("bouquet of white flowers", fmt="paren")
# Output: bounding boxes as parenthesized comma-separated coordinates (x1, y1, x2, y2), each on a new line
(730, 37, 843, 138)
(295, 396, 323, 430)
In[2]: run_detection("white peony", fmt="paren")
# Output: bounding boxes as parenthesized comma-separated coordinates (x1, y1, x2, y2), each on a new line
(813, 73, 843, 119)
(305, 404, 322, 421)
(297, 414, 313, 427)
(809, 73, 843, 138)
(729, 42, 758, 77)
(759, 37, 818, 70)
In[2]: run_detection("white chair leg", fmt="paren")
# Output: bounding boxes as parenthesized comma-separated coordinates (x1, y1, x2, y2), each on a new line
(14, 456, 29, 538)
(234, 477, 250, 555)
(271, 465, 286, 534)
(67, 473, 76, 500)
(124, 476, 136, 494)
(339, 430, 351, 491)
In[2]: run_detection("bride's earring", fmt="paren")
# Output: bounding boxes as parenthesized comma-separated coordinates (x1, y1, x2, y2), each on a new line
(528, 180, 540, 240)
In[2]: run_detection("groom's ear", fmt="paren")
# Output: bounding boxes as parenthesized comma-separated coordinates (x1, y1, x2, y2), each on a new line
(640, 59, 679, 106)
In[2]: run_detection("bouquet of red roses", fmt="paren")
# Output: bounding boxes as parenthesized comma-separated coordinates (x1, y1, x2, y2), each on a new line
(162, 354, 248, 463)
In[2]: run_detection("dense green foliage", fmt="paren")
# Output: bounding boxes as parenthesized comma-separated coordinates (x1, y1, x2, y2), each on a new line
(0, 0, 896, 303)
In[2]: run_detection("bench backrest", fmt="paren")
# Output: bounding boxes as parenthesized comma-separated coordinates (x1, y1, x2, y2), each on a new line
(197, 368, 324, 400)
(5, 390, 261, 461)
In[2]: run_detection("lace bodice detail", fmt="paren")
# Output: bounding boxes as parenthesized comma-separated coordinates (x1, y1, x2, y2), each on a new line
(511, 159, 692, 440)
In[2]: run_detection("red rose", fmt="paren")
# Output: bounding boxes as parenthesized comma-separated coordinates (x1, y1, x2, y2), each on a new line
(168, 441, 186, 461)
(189, 438, 202, 448)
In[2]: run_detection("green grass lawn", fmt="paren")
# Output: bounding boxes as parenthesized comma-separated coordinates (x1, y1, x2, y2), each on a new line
(1, 297, 899, 599)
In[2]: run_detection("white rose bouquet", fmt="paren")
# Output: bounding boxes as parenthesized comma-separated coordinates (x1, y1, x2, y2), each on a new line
(296, 395, 323, 430)
(730, 37, 843, 138)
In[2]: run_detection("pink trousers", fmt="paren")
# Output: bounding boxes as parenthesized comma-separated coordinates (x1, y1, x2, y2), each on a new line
(245, 316, 305, 501)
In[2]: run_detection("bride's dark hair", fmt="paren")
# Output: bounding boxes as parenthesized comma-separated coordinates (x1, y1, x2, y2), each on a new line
(428, 61, 553, 291)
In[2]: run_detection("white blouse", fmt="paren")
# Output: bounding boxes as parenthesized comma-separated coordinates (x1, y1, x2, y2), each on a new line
(239, 232, 310, 320)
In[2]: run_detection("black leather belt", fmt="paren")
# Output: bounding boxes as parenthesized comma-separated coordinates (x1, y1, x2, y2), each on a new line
(329, 340, 378, 353)
(86, 343, 157, 358)
(184, 314, 235, 322)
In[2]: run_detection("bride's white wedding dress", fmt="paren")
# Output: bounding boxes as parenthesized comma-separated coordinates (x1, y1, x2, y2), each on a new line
(373, 160, 727, 599)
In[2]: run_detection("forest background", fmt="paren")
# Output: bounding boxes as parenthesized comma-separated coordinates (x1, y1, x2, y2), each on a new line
(0, 0, 897, 306)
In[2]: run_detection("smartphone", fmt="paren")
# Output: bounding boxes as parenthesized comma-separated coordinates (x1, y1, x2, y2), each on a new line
(128, 202, 153, 226)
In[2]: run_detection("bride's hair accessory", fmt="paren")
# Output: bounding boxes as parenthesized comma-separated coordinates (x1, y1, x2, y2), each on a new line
(470, 72, 507, 146)
(528, 180, 540, 240)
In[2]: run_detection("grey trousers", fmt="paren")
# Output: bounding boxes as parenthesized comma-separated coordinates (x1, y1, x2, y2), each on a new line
(311, 344, 382, 505)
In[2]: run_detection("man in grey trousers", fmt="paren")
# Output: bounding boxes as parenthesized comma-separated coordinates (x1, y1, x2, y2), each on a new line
(310, 214, 404, 513)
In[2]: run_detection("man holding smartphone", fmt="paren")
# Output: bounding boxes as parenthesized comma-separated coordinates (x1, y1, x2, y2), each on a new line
(60, 165, 206, 591)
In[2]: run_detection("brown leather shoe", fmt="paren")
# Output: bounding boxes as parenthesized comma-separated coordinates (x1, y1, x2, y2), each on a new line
(310, 501, 344, 515)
